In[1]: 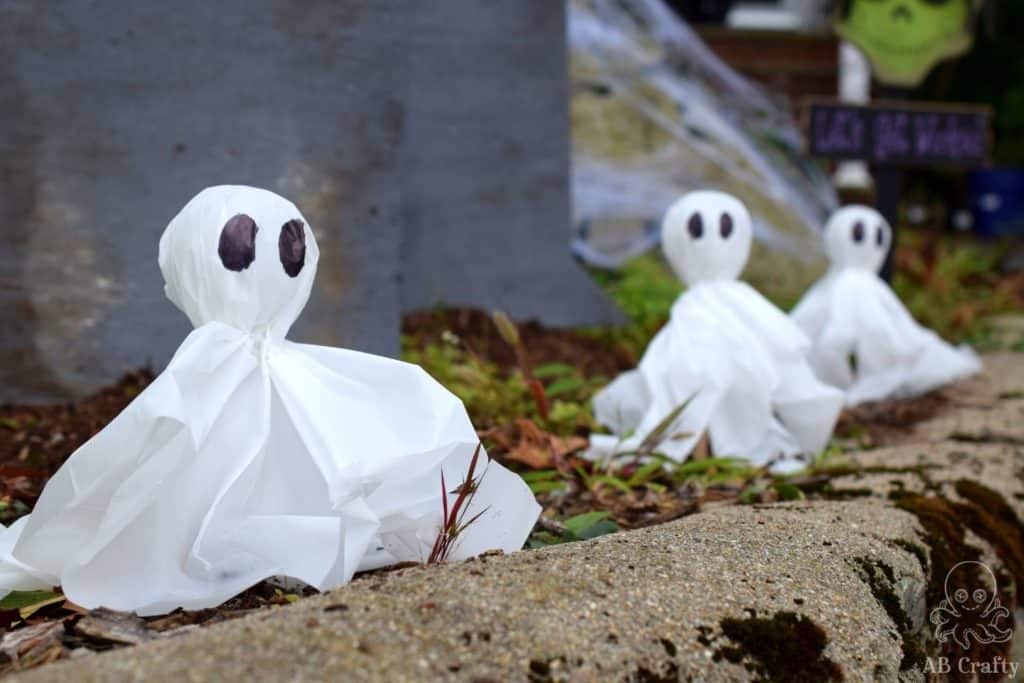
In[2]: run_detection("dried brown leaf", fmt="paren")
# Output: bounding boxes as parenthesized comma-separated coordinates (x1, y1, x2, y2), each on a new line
(75, 608, 157, 646)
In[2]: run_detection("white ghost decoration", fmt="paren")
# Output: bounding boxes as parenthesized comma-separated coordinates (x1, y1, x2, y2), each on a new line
(791, 205, 981, 405)
(589, 191, 844, 473)
(0, 186, 540, 616)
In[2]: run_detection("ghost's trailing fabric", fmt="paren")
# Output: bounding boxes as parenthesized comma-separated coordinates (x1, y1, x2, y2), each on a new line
(590, 191, 843, 473)
(0, 186, 539, 616)
(791, 206, 981, 406)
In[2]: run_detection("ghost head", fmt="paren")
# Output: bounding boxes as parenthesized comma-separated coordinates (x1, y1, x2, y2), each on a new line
(158, 186, 320, 338)
(662, 191, 752, 287)
(823, 205, 891, 274)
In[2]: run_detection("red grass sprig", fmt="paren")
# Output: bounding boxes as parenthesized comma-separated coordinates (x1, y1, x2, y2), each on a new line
(427, 443, 490, 564)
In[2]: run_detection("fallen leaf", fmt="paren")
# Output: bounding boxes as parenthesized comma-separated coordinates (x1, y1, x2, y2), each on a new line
(75, 608, 156, 646)
(13, 623, 65, 669)
(19, 594, 65, 620)
(486, 419, 586, 469)
(0, 621, 64, 660)
(0, 609, 18, 630)
(60, 601, 89, 616)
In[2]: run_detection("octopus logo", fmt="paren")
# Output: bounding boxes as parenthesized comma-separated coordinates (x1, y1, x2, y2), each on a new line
(929, 561, 1014, 650)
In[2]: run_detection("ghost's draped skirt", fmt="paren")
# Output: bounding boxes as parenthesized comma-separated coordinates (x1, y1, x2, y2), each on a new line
(0, 322, 539, 615)
(589, 281, 844, 471)
(791, 268, 981, 406)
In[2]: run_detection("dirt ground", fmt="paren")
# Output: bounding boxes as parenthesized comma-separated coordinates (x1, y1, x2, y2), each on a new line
(403, 307, 637, 379)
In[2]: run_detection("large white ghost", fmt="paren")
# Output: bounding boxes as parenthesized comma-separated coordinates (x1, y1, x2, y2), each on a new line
(791, 205, 981, 405)
(0, 186, 540, 616)
(589, 191, 844, 472)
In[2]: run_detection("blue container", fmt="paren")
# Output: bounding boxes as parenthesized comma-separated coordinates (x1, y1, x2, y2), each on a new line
(968, 167, 1024, 237)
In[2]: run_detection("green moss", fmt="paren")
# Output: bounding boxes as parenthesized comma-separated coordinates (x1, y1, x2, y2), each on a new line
(947, 431, 1024, 446)
(714, 611, 842, 682)
(818, 487, 874, 500)
(527, 655, 567, 683)
(809, 464, 939, 479)
(853, 558, 926, 672)
(952, 480, 1024, 594)
(631, 660, 680, 683)
(794, 464, 938, 500)
(889, 539, 929, 574)
(890, 486, 1023, 676)
(890, 491, 980, 606)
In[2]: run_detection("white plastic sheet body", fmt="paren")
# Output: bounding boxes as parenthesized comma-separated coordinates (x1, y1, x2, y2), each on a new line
(792, 206, 981, 406)
(0, 186, 540, 616)
(591, 192, 844, 472)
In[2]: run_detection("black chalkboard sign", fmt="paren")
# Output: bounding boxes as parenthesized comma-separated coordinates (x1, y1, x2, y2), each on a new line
(803, 99, 991, 167)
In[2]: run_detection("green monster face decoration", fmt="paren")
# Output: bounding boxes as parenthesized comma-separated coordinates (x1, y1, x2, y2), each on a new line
(837, 0, 979, 87)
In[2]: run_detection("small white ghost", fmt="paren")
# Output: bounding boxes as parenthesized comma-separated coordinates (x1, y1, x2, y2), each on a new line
(791, 205, 981, 405)
(0, 185, 540, 616)
(590, 191, 844, 472)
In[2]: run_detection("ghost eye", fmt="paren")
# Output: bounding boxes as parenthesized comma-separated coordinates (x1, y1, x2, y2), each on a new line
(955, 589, 968, 602)
(875, 225, 885, 248)
(973, 590, 986, 603)
(687, 213, 703, 239)
(852, 221, 865, 244)
(218, 214, 258, 272)
(720, 212, 734, 239)
(278, 219, 306, 277)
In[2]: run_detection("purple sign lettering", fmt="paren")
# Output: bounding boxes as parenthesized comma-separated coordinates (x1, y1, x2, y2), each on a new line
(912, 113, 985, 160)
(874, 112, 910, 162)
(812, 109, 865, 155)
(807, 101, 989, 167)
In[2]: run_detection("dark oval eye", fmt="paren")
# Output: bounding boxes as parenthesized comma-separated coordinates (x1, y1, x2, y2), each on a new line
(719, 212, 733, 239)
(279, 219, 306, 277)
(875, 225, 885, 248)
(687, 213, 703, 239)
(218, 214, 258, 271)
(852, 221, 865, 244)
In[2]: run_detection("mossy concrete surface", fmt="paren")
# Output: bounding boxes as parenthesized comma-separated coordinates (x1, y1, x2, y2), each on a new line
(15, 501, 925, 683)
(10, 353, 1024, 683)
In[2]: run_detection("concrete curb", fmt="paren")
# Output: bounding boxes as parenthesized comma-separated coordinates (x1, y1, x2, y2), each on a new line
(15, 500, 931, 682)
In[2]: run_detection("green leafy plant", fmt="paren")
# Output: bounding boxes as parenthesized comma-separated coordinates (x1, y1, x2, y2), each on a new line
(527, 511, 620, 548)
(402, 336, 539, 429)
(0, 590, 60, 611)
(402, 332, 601, 434)
(893, 229, 1022, 345)
(521, 469, 567, 495)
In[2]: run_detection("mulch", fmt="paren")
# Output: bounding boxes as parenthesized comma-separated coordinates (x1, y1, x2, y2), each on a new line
(835, 390, 949, 448)
(0, 370, 154, 526)
(402, 307, 637, 379)
(0, 582, 318, 675)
